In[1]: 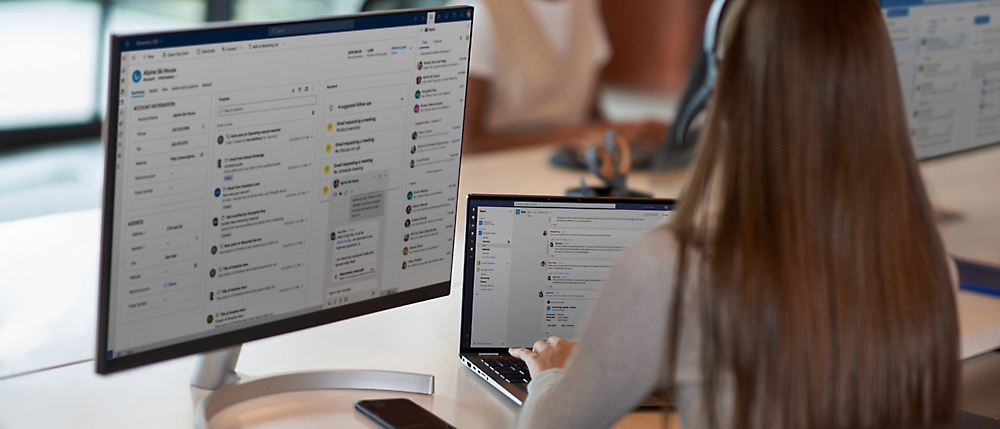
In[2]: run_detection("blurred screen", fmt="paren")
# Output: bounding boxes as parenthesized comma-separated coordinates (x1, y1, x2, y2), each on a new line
(882, 0, 1000, 159)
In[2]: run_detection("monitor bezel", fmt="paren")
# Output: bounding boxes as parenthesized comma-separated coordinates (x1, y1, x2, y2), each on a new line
(458, 194, 677, 354)
(97, 5, 474, 375)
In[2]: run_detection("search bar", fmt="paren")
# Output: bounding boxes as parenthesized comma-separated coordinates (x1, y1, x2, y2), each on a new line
(513, 202, 616, 208)
(218, 95, 316, 116)
(267, 20, 354, 37)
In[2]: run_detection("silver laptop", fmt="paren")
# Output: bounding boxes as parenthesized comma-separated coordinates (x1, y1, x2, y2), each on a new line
(458, 194, 675, 406)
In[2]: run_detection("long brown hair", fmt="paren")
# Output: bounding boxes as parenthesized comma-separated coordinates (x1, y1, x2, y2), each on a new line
(667, 0, 959, 427)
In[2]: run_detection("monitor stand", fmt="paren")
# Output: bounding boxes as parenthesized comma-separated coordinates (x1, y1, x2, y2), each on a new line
(190, 345, 434, 428)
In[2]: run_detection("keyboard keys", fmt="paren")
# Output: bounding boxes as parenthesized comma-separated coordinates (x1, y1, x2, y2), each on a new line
(482, 357, 531, 384)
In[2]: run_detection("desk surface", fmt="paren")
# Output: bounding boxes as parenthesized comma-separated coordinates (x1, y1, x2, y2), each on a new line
(1, 144, 999, 428)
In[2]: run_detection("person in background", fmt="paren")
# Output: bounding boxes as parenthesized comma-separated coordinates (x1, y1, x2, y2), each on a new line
(453, 0, 665, 153)
(509, 0, 961, 428)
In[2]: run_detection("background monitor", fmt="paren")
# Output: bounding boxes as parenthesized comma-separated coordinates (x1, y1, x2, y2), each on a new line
(881, 0, 1000, 160)
(97, 6, 473, 374)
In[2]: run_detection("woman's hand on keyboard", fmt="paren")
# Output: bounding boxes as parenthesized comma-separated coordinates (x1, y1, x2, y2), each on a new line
(509, 336, 577, 378)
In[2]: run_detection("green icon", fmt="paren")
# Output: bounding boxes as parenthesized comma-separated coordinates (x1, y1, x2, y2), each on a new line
(476, 260, 481, 265)
(414, 90, 421, 99)
(207, 315, 214, 324)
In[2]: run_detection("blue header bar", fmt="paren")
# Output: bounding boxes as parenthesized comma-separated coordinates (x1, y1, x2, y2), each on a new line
(886, 8, 910, 18)
(120, 7, 472, 52)
(882, 0, 989, 8)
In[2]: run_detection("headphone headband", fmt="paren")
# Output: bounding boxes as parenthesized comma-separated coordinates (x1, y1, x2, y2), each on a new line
(667, 0, 730, 152)
(703, 0, 730, 71)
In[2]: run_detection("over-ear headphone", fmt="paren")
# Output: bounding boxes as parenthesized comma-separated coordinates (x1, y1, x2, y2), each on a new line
(673, 0, 730, 147)
(652, 0, 731, 170)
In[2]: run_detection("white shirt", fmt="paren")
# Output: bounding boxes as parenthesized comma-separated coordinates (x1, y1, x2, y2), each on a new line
(452, 0, 613, 79)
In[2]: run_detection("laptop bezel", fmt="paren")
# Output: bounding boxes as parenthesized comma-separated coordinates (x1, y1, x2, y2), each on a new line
(459, 193, 676, 355)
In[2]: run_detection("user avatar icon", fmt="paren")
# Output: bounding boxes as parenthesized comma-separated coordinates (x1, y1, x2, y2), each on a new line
(212, 217, 219, 227)
(407, 191, 413, 200)
(540, 261, 546, 267)
(402, 261, 408, 270)
(210, 269, 216, 278)
(333, 179, 340, 188)
(330, 232, 336, 241)
(403, 247, 409, 256)
(416, 76, 422, 85)
(404, 233, 410, 242)
(411, 131, 417, 140)
(211, 245, 218, 255)
(410, 145, 416, 154)
(217, 135, 224, 144)
(406, 205, 412, 214)
(405, 219, 411, 228)
(417, 61, 423, 70)
(413, 104, 420, 113)
(214, 188, 221, 197)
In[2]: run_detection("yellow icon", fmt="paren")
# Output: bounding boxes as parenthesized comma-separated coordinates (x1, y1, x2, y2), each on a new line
(326, 123, 333, 132)
(324, 165, 330, 174)
(358, 241, 362, 246)
(322, 186, 329, 195)
(325, 144, 332, 153)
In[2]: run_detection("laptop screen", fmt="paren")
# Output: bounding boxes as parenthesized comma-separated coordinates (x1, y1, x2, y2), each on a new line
(461, 196, 674, 350)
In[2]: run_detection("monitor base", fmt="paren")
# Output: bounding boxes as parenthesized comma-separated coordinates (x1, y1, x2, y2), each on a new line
(190, 346, 434, 428)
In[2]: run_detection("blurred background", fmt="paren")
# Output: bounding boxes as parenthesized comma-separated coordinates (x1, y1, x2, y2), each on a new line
(0, 0, 710, 379)
(0, 0, 708, 223)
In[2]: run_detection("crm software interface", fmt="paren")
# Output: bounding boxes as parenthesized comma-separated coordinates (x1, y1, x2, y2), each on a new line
(468, 201, 672, 348)
(882, 0, 999, 159)
(105, 10, 472, 359)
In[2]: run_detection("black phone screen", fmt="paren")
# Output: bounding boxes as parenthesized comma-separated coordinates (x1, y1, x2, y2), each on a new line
(355, 398, 456, 429)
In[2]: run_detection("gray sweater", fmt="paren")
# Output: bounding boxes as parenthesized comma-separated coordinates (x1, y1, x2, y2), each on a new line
(513, 226, 713, 428)
(513, 225, 959, 429)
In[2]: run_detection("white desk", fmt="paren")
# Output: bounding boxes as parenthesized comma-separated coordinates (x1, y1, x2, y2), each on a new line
(1, 145, 999, 428)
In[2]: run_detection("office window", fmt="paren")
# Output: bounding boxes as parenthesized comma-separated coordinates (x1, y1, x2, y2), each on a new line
(0, 0, 383, 148)
(0, 1, 102, 131)
(98, 0, 207, 119)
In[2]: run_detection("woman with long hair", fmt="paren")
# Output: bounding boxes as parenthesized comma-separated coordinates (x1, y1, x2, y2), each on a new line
(509, 0, 960, 428)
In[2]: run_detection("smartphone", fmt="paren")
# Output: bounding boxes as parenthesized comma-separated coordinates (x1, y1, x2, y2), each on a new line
(355, 398, 457, 429)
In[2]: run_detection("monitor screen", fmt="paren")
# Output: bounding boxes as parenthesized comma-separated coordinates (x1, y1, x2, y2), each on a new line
(881, 0, 1000, 159)
(98, 7, 473, 373)
(460, 196, 674, 350)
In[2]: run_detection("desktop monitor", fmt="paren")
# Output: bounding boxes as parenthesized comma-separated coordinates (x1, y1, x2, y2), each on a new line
(881, 0, 1000, 160)
(97, 6, 473, 375)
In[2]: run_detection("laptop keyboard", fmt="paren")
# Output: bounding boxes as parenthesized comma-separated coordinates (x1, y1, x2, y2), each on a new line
(481, 357, 531, 384)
